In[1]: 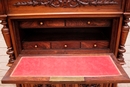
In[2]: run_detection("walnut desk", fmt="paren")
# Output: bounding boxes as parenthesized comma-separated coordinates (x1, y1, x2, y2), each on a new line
(0, 0, 130, 87)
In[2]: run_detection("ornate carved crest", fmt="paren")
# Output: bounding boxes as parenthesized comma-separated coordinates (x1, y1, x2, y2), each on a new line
(14, 0, 118, 8)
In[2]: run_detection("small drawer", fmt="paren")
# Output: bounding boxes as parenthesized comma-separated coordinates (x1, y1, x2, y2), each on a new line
(51, 41, 80, 49)
(81, 41, 109, 49)
(20, 19, 65, 28)
(23, 42, 50, 50)
(66, 19, 111, 27)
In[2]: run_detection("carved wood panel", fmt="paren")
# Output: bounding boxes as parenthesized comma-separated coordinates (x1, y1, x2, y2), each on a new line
(14, 0, 118, 8)
(5, 0, 123, 14)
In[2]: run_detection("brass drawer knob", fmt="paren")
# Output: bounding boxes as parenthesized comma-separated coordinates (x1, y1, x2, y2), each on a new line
(34, 45, 38, 48)
(40, 22, 44, 25)
(87, 21, 91, 25)
(93, 44, 97, 48)
(64, 44, 68, 48)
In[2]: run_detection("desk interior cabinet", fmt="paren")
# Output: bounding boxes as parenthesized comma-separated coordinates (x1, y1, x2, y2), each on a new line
(0, 0, 130, 87)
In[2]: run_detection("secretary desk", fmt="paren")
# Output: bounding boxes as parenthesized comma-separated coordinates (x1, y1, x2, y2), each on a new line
(0, 0, 130, 87)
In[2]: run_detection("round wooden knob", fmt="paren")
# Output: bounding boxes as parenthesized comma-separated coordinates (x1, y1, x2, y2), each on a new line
(93, 44, 97, 48)
(64, 44, 68, 48)
(87, 21, 91, 25)
(34, 45, 38, 48)
(40, 22, 44, 25)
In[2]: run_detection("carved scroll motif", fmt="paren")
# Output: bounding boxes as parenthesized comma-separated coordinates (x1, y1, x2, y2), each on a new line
(1, 20, 15, 66)
(118, 17, 130, 65)
(14, 0, 118, 8)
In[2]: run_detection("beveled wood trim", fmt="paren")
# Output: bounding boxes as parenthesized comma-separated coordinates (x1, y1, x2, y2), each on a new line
(0, 15, 7, 20)
(7, 12, 124, 17)
(20, 49, 111, 54)
(6, 14, 123, 21)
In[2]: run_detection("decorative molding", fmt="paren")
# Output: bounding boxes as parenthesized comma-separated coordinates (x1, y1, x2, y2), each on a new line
(14, 0, 118, 8)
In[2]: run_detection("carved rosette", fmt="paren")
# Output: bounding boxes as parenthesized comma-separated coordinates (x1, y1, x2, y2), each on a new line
(1, 20, 15, 66)
(14, 0, 118, 8)
(118, 17, 130, 65)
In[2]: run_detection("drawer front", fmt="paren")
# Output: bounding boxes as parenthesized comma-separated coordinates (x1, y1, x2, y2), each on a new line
(51, 41, 80, 49)
(81, 41, 109, 49)
(7, 0, 123, 14)
(66, 19, 111, 27)
(23, 42, 50, 50)
(20, 19, 65, 28)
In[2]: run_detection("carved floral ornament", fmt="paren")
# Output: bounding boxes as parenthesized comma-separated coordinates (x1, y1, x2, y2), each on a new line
(14, 0, 118, 8)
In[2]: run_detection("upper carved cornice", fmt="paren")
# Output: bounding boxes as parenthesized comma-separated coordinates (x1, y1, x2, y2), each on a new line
(14, 0, 118, 8)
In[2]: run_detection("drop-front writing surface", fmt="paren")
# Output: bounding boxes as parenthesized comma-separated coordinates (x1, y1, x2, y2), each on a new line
(2, 54, 130, 83)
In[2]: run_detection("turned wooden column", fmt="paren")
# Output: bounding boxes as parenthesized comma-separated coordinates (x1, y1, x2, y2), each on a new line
(118, 16, 130, 65)
(0, 19, 14, 66)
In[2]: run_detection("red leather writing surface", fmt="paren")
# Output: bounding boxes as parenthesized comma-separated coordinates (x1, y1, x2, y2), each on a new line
(11, 56, 121, 77)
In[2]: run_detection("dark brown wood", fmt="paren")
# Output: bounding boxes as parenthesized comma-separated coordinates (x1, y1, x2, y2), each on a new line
(0, 0, 6, 15)
(81, 41, 109, 49)
(0, 0, 130, 87)
(51, 41, 80, 49)
(23, 42, 51, 50)
(125, 0, 130, 12)
(0, 0, 3, 15)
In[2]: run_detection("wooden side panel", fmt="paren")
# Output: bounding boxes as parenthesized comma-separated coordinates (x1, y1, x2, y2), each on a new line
(125, 0, 130, 12)
(0, 0, 4, 15)
(0, 0, 8, 15)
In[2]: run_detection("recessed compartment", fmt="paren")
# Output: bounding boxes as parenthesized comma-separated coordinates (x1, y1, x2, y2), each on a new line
(13, 18, 114, 54)
(21, 27, 111, 40)
(21, 27, 111, 50)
